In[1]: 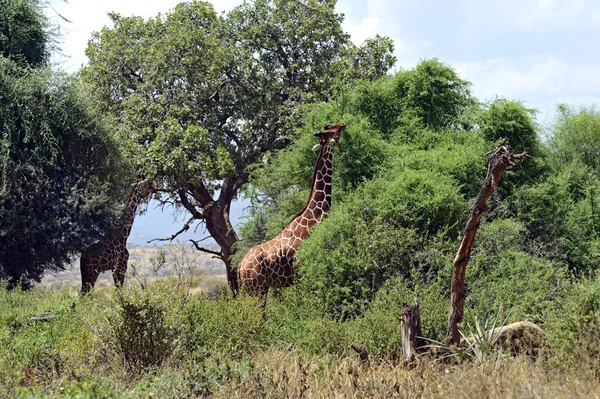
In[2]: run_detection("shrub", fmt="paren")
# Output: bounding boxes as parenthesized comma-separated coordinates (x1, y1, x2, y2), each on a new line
(106, 286, 182, 372)
(182, 294, 266, 359)
(297, 166, 466, 319)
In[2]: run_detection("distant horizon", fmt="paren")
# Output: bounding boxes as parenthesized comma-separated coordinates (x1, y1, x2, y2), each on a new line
(129, 199, 249, 246)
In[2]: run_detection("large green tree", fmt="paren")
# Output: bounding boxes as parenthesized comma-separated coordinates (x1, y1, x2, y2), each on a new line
(0, 0, 124, 287)
(81, 0, 396, 291)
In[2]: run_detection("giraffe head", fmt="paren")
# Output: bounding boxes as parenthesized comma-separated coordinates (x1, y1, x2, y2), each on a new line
(312, 122, 346, 152)
(133, 175, 154, 201)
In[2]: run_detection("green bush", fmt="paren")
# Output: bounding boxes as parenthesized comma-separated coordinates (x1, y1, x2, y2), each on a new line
(183, 294, 266, 359)
(106, 286, 182, 372)
(468, 219, 567, 320)
(296, 165, 466, 319)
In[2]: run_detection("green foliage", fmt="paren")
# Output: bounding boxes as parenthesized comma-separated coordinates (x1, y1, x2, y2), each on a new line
(350, 59, 474, 135)
(107, 287, 182, 372)
(0, 0, 49, 67)
(82, 0, 397, 269)
(296, 164, 466, 318)
(551, 104, 600, 176)
(478, 98, 538, 154)
(237, 103, 389, 261)
(83, 4, 230, 187)
(478, 98, 547, 191)
(510, 164, 600, 273)
(0, 1, 124, 287)
(470, 248, 567, 320)
(2, 273, 600, 397)
(183, 294, 266, 359)
(397, 59, 474, 130)
(346, 35, 397, 81)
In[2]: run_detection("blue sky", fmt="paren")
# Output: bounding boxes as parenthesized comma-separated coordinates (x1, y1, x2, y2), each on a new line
(46, 0, 600, 245)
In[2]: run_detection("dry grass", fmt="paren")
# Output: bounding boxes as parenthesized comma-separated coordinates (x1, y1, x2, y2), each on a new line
(216, 350, 600, 398)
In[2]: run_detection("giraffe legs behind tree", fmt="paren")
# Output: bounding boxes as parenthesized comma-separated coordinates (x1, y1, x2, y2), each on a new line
(80, 178, 153, 294)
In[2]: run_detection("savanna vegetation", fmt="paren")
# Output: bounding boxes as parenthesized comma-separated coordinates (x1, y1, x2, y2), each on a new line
(2, 0, 600, 397)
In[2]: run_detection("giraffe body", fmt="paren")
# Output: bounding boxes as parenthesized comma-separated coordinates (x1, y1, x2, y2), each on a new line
(238, 122, 346, 295)
(80, 178, 153, 293)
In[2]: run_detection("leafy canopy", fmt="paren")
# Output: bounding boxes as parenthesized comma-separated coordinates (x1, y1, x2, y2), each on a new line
(0, 0, 124, 287)
(81, 0, 397, 282)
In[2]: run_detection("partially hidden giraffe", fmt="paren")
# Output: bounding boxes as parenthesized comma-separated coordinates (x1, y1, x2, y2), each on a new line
(80, 177, 153, 293)
(237, 122, 346, 295)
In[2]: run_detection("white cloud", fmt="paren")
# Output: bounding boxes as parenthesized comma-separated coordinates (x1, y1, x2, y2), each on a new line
(456, 56, 600, 124)
(464, 0, 590, 36)
(590, 9, 600, 25)
(458, 57, 600, 98)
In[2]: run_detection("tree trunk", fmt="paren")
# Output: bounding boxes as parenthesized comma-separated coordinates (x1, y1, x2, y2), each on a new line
(446, 140, 529, 346)
(179, 176, 245, 294)
(401, 295, 426, 362)
(203, 202, 239, 294)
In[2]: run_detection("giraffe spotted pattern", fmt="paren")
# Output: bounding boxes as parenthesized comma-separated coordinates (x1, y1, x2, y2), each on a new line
(237, 122, 346, 295)
(80, 178, 153, 293)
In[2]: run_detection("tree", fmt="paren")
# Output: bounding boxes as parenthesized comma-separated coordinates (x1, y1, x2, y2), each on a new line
(551, 104, 600, 177)
(350, 58, 474, 136)
(0, 0, 124, 287)
(81, 0, 396, 292)
(397, 58, 474, 130)
(0, 0, 49, 67)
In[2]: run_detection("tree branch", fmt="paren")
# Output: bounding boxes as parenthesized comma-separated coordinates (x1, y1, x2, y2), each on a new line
(188, 182, 214, 207)
(189, 239, 223, 259)
(177, 189, 204, 219)
(147, 216, 196, 244)
(446, 140, 529, 346)
(218, 175, 247, 205)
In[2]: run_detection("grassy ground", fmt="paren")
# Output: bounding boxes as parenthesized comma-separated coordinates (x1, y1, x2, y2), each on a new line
(2, 271, 600, 398)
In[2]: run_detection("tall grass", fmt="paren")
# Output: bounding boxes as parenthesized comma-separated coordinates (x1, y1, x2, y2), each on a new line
(1, 273, 599, 398)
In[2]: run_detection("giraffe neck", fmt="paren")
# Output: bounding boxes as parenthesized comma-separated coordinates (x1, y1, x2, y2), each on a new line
(286, 142, 335, 238)
(115, 185, 146, 243)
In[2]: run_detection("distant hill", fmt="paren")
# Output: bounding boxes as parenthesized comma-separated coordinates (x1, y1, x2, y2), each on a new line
(39, 242, 225, 290)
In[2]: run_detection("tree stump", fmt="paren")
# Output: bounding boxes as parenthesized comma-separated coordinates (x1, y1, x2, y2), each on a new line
(400, 296, 426, 363)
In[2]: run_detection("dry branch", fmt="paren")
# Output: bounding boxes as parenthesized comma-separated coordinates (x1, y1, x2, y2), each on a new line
(351, 342, 370, 366)
(446, 140, 529, 346)
(147, 216, 195, 244)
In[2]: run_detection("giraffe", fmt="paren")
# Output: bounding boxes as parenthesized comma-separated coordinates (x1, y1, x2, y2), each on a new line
(237, 122, 346, 296)
(80, 177, 153, 293)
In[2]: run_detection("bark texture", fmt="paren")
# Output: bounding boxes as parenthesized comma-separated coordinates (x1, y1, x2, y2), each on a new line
(446, 140, 529, 345)
(400, 296, 427, 363)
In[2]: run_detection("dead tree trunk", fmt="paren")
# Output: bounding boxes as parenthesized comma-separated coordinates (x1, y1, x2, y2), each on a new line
(401, 295, 427, 362)
(446, 139, 529, 346)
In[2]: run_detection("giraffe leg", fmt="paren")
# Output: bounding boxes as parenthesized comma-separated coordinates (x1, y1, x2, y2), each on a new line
(81, 262, 101, 295)
(113, 250, 129, 288)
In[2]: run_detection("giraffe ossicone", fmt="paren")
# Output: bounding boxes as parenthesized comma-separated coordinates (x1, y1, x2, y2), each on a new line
(80, 177, 153, 294)
(237, 122, 346, 295)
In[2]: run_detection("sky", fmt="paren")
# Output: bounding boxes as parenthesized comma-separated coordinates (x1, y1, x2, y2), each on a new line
(45, 0, 600, 245)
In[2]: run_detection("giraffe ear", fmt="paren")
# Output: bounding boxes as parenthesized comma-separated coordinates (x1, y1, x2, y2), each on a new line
(312, 143, 322, 152)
